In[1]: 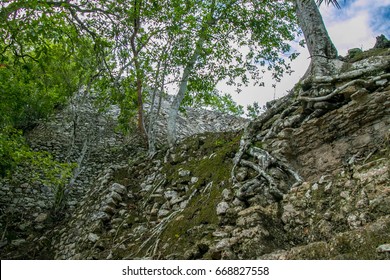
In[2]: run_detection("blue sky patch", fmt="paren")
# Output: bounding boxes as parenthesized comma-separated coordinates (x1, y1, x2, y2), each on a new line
(370, 6, 390, 37)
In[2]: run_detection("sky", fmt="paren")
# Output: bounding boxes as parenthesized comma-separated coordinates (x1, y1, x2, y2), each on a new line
(228, 0, 390, 111)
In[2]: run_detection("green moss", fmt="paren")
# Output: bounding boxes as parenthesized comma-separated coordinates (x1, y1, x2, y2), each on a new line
(301, 77, 313, 91)
(158, 131, 242, 257)
(331, 219, 390, 259)
(340, 62, 353, 73)
(159, 183, 221, 257)
(347, 48, 390, 63)
(164, 131, 241, 181)
(252, 141, 263, 149)
(288, 242, 331, 260)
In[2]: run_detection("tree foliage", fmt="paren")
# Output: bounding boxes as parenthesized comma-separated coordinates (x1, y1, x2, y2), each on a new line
(246, 102, 264, 119)
(0, 126, 76, 209)
(182, 89, 244, 116)
(0, 1, 103, 207)
(316, 0, 342, 9)
(0, 0, 303, 176)
(0, 0, 106, 129)
(162, 0, 300, 146)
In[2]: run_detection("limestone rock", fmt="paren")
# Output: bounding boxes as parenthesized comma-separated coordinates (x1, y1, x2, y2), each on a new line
(374, 34, 390, 49)
(11, 239, 26, 246)
(221, 188, 232, 200)
(178, 169, 191, 177)
(377, 244, 390, 253)
(281, 204, 298, 224)
(214, 238, 231, 251)
(110, 183, 126, 194)
(158, 209, 170, 218)
(375, 79, 388, 86)
(216, 202, 230, 215)
(190, 177, 199, 184)
(34, 213, 48, 223)
(109, 191, 122, 202)
(88, 233, 100, 243)
(171, 196, 185, 205)
(91, 211, 111, 221)
(164, 190, 179, 200)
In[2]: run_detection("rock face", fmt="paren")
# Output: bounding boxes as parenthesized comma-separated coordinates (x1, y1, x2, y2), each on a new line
(374, 34, 390, 49)
(0, 47, 389, 260)
(0, 92, 246, 259)
(146, 98, 247, 145)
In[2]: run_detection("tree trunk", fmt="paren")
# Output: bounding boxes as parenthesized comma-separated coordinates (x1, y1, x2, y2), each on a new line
(295, 0, 338, 77)
(147, 40, 173, 157)
(166, 40, 204, 147)
(135, 71, 147, 139)
(166, 0, 216, 147)
(147, 60, 167, 157)
(130, 0, 147, 140)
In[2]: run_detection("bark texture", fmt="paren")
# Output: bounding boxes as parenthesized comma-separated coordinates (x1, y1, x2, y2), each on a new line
(295, 0, 338, 77)
(166, 40, 204, 147)
(130, 0, 147, 140)
(166, 0, 216, 147)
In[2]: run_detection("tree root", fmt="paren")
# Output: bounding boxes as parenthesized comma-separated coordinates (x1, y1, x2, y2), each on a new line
(307, 57, 390, 84)
(231, 63, 389, 206)
(248, 147, 302, 183)
(231, 94, 295, 183)
(240, 160, 284, 200)
(236, 178, 261, 199)
(299, 73, 390, 103)
(124, 209, 181, 259)
(231, 129, 252, 183)
(124, 189, 198, 259)
(299, 79, 367, 102)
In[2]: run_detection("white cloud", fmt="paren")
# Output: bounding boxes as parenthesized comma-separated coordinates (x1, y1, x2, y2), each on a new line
(353, 0, 390, 9)
(320, 0, 389, 53)
(327, 12, 375, 54)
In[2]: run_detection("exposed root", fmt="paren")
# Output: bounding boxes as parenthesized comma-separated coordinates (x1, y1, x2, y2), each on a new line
(126, 189, 198, 259)
(142, 177, 166, 209)
(248, 147, 302, 183)
(248, 146, 275, 169)
(125, 209, 181, 259)
(232, 95, 295, 183)
(240, 160, 283, 200)
(231, 128, 252, 183)
(299, 79, 367, 102)
(307, 57, 390, 84)
(152, 238, 160, 258)
(363, 149, 378, 164)
(227, 56, 390, 248)
(299, 73, 390, 103)
(231, 93, 302, 202)
(236, 178, 261, 199)
(202, 182, 213, 200)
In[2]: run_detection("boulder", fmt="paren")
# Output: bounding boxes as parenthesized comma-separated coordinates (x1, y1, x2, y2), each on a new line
(374, 34, 390, 49)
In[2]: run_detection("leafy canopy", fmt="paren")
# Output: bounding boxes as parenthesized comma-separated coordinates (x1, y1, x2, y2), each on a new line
(0, 1, 103, 199)
(0, 0, 302, 179)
